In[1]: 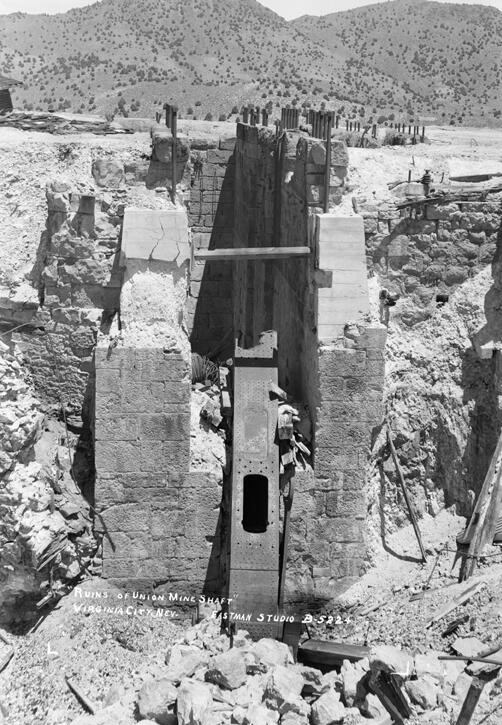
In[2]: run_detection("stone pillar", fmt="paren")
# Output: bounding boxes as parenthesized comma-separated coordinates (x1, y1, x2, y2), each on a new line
(94, 207, 222, 591)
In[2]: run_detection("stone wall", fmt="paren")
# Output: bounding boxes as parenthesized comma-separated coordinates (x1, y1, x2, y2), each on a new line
(361, 194, 502, 326)
(94, 347, 222, 591)
(187, 137, 236, 357)
(93, 207, 224, 592)
(232, 125, 386, 605)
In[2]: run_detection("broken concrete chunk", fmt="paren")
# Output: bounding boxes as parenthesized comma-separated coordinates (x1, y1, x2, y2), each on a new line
(451, 637, 486, 658)
(280, 713, 309, 725)
(294, 665, 324, 695)
(453, 672, 473, 701)
(405, 674, 439, 710)
(251, 639, 292, 668)
(176, 679, 213, 725)
(369, 644, 414, 678)
(241, 704, 279, 725)
(413, 652, 445, 682)
(340, 659, 365, 706)
(263, 665, 305, 714)
(310, 688, 345, 725)
(165, 644, 210, 682)
(360, 692, 387, 719)
(205, 648, 248, 690)
(137, 678, 177, 725)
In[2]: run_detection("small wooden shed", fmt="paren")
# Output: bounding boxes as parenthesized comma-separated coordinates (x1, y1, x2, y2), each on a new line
(0, 75, 22, 114)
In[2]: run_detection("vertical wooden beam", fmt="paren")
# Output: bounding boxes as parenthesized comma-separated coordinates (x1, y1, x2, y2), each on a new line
(171, 106, 177, 204)
(323, 113, 333, 214)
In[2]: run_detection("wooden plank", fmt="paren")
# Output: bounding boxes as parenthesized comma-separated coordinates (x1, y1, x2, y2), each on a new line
(455, 670, 499, 725)
(387, 425, 427, 562)
(193, 246, 311, 261)
(65, 675, 97, 715)
(298, 639, 370, 667)
(426, 580, 486, 627)
(460, 429, 502, 580)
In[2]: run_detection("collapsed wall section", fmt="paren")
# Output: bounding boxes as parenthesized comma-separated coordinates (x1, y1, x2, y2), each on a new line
(93, 208, 223, 592)
(232, 124, 386, 605)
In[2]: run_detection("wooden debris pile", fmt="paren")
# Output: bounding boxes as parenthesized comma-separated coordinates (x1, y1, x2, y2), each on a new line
(270, 382, 312, 473)
(0, 111, 133, 135)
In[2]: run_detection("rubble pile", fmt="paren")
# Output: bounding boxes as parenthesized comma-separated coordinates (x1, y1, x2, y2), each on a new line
(65, 614, 502, 725)
(0, 339, 97, 622)
(190, 358, 229, 475)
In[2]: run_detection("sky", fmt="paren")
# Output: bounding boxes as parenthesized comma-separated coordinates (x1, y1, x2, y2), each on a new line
(0, 0, 501, 18)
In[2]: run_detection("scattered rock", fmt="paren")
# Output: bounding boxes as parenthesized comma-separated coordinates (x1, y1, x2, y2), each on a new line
(242, 704, 279, 725)
(451, 637, 486, 658)
(263, 665, 306, 715)
(70, 703, 130, 725)
(405, 674, 439, 710)
(205, 648, 248, 690)
(294, 665, 324, 695)
(165, 644, 210, 682)
(91, 158, 125, 188)
(340, 659, 366, 706)
(360, 692, 387, 719)
(341, 707, 369, 725)
(102, 683, 124, 707)
(251, 639, 292, 668)
(369, 645, 414, 679)
(176, 679, 213, 725)
(280, 714, 309, 725)
(414, 652, 444, 683)
(137, 677, 177, 725)
(453, 672, 473, 702)
(310, 688, 345, 725)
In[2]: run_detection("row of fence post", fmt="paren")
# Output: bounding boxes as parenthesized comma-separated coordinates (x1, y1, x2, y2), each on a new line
(242, 106, 269, 126)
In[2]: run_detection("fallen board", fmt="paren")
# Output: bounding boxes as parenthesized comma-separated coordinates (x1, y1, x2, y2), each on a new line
(298, 640, 370, 669)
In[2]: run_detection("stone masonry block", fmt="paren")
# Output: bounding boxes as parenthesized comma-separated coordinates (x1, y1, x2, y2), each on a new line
(121, 382, 165, 413)
(140, 440, 189, 473)
(139, 411, 190, 441)
(121, 208, 189, 265)
(99, 503, 150, 533)
(94, 440, 141, 473)
(325, 489, 366, 518)
(95, 415, 139, 442)
(319, 348, 367, 378)
(315, 420, 372, 450)
(103, 530, 152, 560)
(315, 446, 369, 478)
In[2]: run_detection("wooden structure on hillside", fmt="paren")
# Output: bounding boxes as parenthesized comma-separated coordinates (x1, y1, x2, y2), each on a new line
(0, 75, 22, 114)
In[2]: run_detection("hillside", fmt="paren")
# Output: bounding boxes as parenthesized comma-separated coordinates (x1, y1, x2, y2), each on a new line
(294, 0, 502, 126)
(0, 0, 501, 125)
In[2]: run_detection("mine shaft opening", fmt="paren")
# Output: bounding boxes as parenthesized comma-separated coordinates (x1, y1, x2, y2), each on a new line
(242, 474, 269, 533)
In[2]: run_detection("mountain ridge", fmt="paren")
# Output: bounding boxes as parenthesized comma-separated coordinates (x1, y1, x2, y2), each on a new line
(0, 0, 500, 126)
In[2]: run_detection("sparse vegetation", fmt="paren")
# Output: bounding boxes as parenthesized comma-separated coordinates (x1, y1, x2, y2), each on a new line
(0, 0, 500, 125)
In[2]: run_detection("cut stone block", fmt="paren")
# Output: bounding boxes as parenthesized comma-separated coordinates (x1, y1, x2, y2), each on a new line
(121, 207, 190, 266)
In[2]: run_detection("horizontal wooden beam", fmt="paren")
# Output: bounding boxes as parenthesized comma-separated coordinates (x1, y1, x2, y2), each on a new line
(193, 246, 311, 261)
